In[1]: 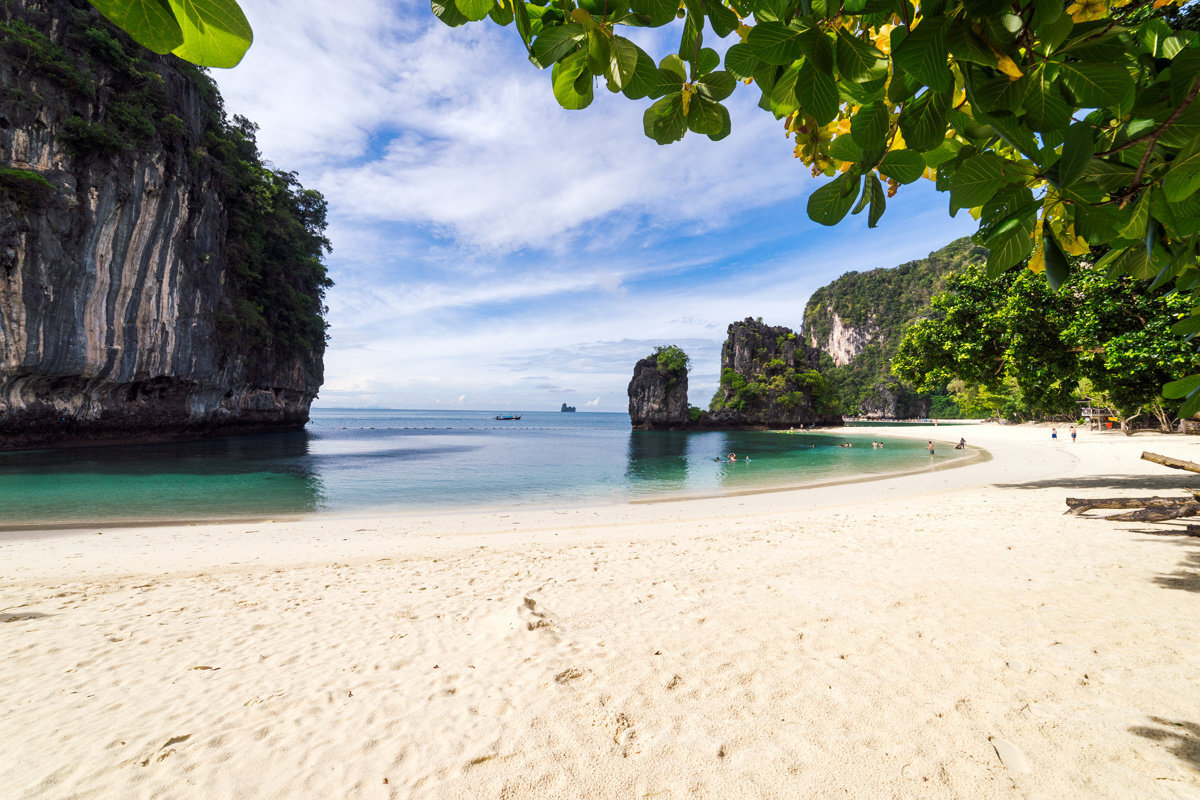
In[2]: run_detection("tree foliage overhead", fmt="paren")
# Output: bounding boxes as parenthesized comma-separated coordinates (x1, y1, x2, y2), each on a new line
(424, 0, 1200, 412)
(83, 0, 252, 67)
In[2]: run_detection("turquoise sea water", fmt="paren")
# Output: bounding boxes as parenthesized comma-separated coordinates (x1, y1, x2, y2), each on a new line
(0, 409, 968, 526)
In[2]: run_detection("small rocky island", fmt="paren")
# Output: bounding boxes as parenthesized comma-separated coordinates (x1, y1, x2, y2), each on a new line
(560, 403, 576, 412)
(628, 318, 841, 430)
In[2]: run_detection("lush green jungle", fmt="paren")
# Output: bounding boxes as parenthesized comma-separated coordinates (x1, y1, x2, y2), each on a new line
(0, 0, 331, 369)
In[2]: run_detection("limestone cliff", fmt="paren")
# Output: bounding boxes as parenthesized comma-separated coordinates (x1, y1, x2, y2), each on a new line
(627, 350, 690, 430)
(801, 238, 986, 417)
(707, 318, 838, 427)
(0, 0, 329, 448)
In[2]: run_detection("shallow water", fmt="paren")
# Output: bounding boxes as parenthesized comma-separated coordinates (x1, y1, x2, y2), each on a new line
(0, 409, 967, 525)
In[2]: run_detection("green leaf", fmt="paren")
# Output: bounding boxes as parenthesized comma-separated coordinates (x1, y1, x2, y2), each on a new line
(679, 12, 703, 64)
(923, 138, 961, 168)
(949, 153, 1005, 209)
(850, 101, 889, 149)
(893, 18, 952, 92)
(867, 172, 886, 227)
(724, 43, 760, 81)
(807, 173, 860, 226)
(696, 71, 736, 102)
(1165, 374, 1200, 399)
(1021, 66, 1072, 133)
(607, 36, 639, 91)
(1178, 390, 1200, 419)
(707, 103, 732, 141)
(487, 0, 513, 26)
(898, 87, 952, 151)
(1057, 61, 1133, 109)
(1170, 316, 1200, 337)
(1116, 190, 1150, 240)
(628, 0, 677, 26)
(1137, 17, 1174, 59)
(660, 53, 688, 82)
(945, 20, 996, 67)
(1163, 134, 1200, 203)
(879, 149, 926, 184)
(770, 63, 802, 117)
(696, 47, 721, 76)
(454, 0, 493, 21)
(707, 2, 739, 37)
(531, 23, 585, 67)
(586, 29, 611, 75)
(1057, 121, 1093, 188)
(1043, 226, 1069, 290)
(552, 49, 594, 109)
(622, 47, 666, 99)
(87, 0, 184, 53)
(835, 28, 888, 82)
(687, 96, 726, 135)
(746, 20, 815, 66)
(167, 0, 253, 67)
(829, 133, 863, 162)
(643, 92, 688, 143)
(795, 61, 839, 125)
(984, 210, 1037, 277)
(1036, 11, 1073, 54)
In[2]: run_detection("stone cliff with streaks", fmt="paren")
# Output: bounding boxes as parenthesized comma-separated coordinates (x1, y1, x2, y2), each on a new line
(0, 0, 328, 448)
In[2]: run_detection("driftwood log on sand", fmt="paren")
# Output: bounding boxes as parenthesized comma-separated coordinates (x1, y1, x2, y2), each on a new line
(1065, 453, 1200, 524)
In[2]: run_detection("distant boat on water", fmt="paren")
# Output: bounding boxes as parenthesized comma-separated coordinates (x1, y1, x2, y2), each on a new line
(495, 414, 522, 420)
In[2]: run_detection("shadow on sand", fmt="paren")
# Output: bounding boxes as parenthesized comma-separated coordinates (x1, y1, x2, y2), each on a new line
(1, 611, 52, 623)
(994, 475, 1200, 492)
(1129, 717, 1200, 773)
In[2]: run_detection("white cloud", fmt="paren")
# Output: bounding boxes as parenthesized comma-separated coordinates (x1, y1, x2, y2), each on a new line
(213, 2, 981, 412)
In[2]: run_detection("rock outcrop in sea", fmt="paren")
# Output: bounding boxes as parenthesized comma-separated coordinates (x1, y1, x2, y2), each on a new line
(627, 351, 690, 430)
(0, 0, 330, 448)
(628, 320, 839, 430)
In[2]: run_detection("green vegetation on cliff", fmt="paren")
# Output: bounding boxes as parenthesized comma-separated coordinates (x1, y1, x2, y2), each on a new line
(802, 238, 987, 417)
(0, 0, 331, 368)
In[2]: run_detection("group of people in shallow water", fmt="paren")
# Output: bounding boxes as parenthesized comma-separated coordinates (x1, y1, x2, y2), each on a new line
(714, 434, 980, 464)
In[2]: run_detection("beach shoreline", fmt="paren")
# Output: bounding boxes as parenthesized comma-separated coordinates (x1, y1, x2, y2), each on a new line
(2, 422, 1199, 798)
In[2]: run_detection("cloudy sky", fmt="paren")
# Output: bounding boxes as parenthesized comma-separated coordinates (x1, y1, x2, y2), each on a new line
(213, 0, 977, 412)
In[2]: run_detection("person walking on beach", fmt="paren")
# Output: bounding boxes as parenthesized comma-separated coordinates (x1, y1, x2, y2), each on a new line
(1070, 426, 1077, 443)
(1051, 427, 1058, 442)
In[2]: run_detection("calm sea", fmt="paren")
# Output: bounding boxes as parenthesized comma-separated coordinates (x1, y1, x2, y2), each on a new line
(0, 409, 967, 526)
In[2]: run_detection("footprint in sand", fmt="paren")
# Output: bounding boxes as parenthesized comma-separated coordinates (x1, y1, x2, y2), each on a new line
(519, 597, 559, 638)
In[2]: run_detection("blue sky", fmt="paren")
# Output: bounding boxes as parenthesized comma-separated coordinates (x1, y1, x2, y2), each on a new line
(213, 0, 978, 412)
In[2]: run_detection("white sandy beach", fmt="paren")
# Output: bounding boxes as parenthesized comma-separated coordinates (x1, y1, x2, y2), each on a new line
(2, 422, 1199, 799)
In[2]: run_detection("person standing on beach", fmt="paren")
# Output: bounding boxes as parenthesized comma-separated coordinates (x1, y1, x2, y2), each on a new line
(1070, 426, 1077, 443)
(1051, 427, 1058, 442)
(927, 441, 935, 458)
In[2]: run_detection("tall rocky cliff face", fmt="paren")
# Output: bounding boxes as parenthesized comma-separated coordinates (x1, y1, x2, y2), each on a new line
(708, 318, 838, 427)
(800, 238, 986, 418)
(0, 0, 328, 448)
(627, 352, 690, 430)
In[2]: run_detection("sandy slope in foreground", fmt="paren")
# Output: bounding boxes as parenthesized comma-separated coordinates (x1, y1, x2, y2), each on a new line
(1, 423, 1199, 799)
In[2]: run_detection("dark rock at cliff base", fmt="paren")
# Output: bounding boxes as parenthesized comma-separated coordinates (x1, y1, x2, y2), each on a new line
(628, 355, 690, 430)
(0, 0, 329, 449)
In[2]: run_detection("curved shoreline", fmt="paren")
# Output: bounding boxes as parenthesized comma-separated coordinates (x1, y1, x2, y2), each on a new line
(0, 427, 983, 533)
